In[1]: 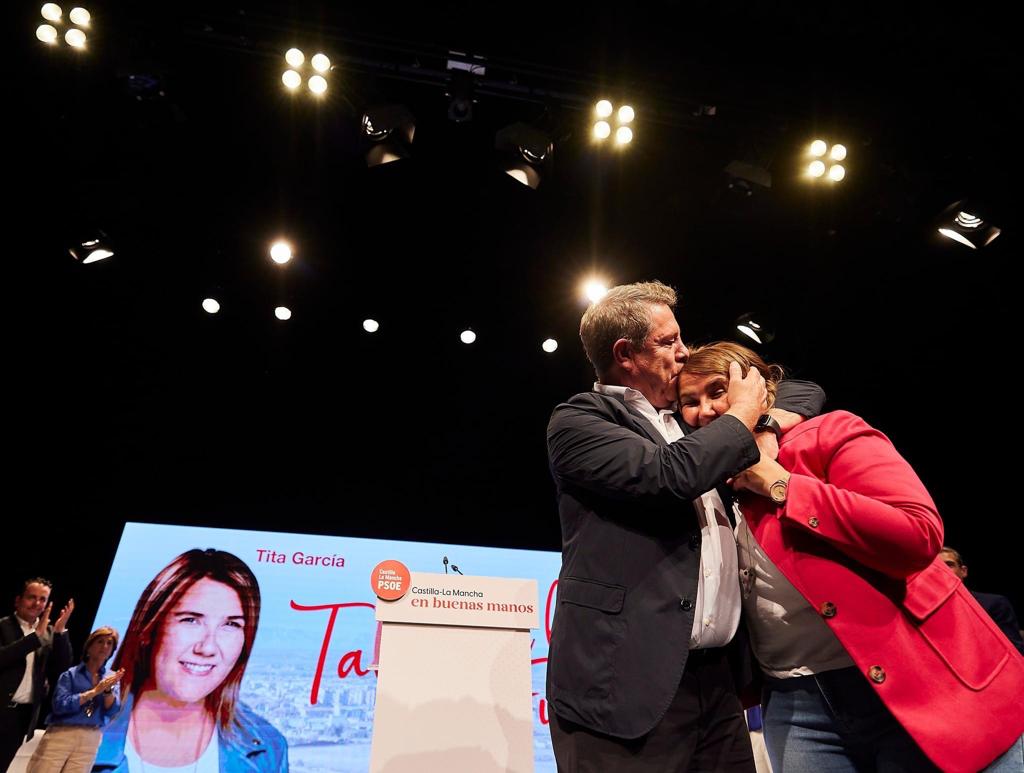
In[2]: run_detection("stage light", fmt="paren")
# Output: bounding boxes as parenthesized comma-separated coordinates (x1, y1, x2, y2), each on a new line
(308, 75, 327, 95)
(202, 298, 221, 314)
(362, 104, 415, 166)
(724, 160, 772, 197)
(495, 122, 554, 190)
(282, 48, 330, 98)
(64, 27, 85, 47)
(460, 329, 476, 344)
(806, 139, 848, 182)
(36, 24, 58, 43)
(734, 312, 775, 345)
(593, 101, 636, 146)
(275, 306, 292, 321)
(363, 319, 379, 333)
(937, 200, 1001, 249)
(542, 339, 558, 353)
(69, 232, 114, 263)
(270, 241, 292, 264)
(68, 7, 89, 25)
(310, 53, 330, 73)
(584, 280, 609, 304)
(41, 4, 62, 21)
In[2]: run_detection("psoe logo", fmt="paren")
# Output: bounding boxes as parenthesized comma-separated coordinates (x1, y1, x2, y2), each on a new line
(371, 559, 410, 601)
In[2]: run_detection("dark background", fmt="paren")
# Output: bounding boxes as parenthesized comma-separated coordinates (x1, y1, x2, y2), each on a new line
(10, 1, 1019, 650)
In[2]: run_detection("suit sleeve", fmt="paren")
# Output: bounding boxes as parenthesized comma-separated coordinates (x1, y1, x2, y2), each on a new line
(779, 411, 943, 578)
(986, 597, 1024, 656)
(47, 631, 73, 684)
(775, 379, 826, 418)
(547, 403, 759, 503)
(0, 630, 41, 670)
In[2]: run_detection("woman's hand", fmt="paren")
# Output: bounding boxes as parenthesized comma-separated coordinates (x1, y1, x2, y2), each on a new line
(732, 454, 791, 500)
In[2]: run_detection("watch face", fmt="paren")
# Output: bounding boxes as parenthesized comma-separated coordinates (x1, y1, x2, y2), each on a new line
(770, 480, 788, 503)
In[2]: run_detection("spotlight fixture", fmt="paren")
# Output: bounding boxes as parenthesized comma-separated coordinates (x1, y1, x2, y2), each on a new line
(281, 48, 331, 96)
(363, 319, 379, 333)
(542, 338, 558, 353)
(202, 298, 221, 314)
(495, 122, 554, 189)
(446, 70, 475, 123)
(733, 312, 775, 345)
(805, 138, 847, 182)
(361, 104, 416, 167)
(593, 100, 635, 147)
(275, 306, 292, 321)
(460, 329, 477, 344)
(724, 160, 772, 196)
(937, 200, 1001, 249)
(37, 4, 90, 49)
(68, 231, 114, 264)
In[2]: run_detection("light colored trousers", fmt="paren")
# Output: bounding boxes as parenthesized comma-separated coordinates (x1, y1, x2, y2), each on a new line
(26, 725, 102, 773)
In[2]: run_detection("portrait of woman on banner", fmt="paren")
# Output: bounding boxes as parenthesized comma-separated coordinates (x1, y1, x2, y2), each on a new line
(93, 548, 288, 773)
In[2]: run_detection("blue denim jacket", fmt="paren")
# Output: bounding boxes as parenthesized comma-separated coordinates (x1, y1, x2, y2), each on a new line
(48, 663, 121, 728)
(92, 695, 288, 773)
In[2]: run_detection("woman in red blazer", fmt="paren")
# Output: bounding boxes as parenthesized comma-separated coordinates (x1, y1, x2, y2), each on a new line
(678, 342, 1024, 773)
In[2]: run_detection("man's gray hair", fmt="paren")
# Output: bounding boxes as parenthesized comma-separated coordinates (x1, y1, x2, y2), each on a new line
(580, 280, 678, 379)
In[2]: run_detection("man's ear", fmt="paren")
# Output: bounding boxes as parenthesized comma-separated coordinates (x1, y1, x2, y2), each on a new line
(612, 338, 634, 372)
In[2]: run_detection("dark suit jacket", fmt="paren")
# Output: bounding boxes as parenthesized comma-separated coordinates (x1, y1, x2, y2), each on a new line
(0, 614, 73, 741)
(545, 380, 824, 739)
(972, 590, 1024, 656)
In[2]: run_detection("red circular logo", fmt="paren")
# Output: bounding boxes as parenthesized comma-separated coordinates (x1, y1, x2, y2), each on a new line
(371, 559, 410, 601)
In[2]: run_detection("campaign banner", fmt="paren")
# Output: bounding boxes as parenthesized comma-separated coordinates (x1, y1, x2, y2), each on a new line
(93, 523, 562, 773)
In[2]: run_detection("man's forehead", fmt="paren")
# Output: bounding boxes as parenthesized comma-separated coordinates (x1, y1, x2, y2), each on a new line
(20, 584, 50, 598)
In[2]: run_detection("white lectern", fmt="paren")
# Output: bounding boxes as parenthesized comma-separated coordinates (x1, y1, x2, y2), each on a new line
(369, 571, 539, 773)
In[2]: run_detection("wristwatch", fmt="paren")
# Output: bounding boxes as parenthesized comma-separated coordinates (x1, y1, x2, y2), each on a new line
(769, 478, 789, 504)
(754, 413, 783, 441)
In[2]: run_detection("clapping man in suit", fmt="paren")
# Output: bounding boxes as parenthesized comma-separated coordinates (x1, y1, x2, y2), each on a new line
(1, 578, 73, 773)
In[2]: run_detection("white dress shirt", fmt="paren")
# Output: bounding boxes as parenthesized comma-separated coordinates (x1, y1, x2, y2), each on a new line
(594, 383, 742, 648)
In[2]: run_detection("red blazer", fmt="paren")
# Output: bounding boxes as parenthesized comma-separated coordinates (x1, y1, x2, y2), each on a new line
(741, 411, 1024, 773)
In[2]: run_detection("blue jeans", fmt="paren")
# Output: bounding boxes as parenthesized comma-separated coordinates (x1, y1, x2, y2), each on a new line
(762, 666, 1024, 772)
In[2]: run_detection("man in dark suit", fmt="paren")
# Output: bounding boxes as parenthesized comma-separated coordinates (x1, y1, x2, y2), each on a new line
(546, 281, 824, 772)
(0, 578, 73, 773)
(940, 547, 1024, 656)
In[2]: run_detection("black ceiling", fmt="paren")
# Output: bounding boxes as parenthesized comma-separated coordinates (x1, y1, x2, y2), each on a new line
(12, 0, 1019, 623)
